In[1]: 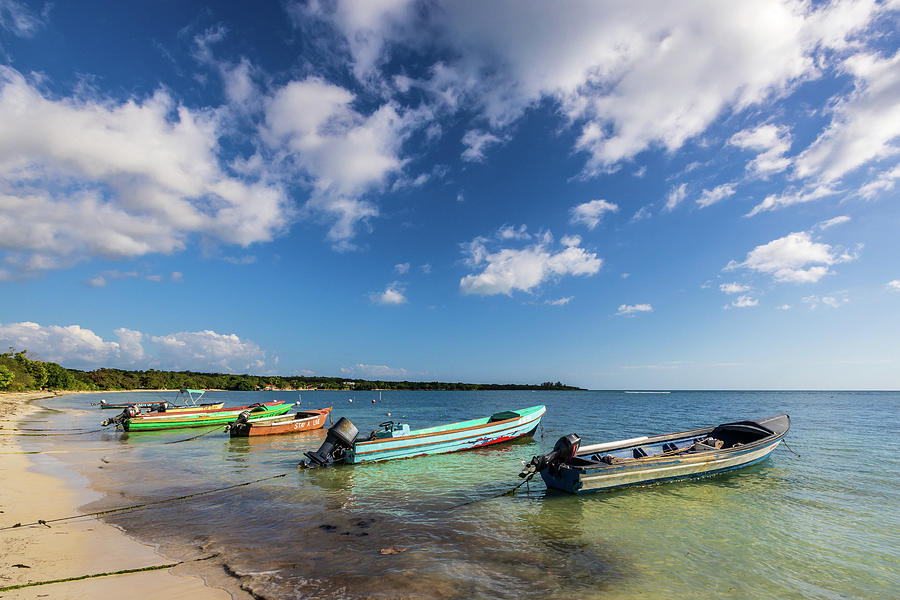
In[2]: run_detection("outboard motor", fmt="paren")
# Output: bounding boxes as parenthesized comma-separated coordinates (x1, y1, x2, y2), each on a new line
(519, 433, 581, 478)
(224, 410, 253, 433)
(301, 417, 359, 468)
(101, 405, 140, 428)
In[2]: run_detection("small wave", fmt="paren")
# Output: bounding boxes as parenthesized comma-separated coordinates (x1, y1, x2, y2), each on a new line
(624, 391, 671, 394)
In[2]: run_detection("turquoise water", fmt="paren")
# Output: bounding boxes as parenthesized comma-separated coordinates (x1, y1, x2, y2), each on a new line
(22, 390, 900, 598)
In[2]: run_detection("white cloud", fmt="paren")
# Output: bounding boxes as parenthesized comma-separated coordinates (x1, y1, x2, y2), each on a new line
(746, 184, 839, 216)
(803, 291, 849, 309)
(560, 234, 582, 247)
(664, 183, 687, 212)
(697, 183, 736, 208)
(150, 329, 266, 372)
(460, 233, 602, 296)
(570, 199, 619, 229)
(616, 303, 652, 316)
(0, 321, 122, 366)
(546, 296, 573, 306)
(817, 215, 851, 230)
(263, 77, 418, 245)
(886, 280, 900, 291)
(776, 304, 792, 310)
(0, 322, 266, 372)
(729, 124, 792, 176)
(461, 129, 504, 162)
(394, 262, 410, 274)
(725, 230, 858, 283)
(340, 363, 410, 380)
(859, 163, 900, 199)
(720, 282, 750, 294)
(497, 224, 531, 240)
(730, 295, 758, 308)
(171, 271, 184, 283)
(631, 205, 652, 222)
(420, 263, 431, 274)
(794, 50, 900, 183)
(0, 66, 289, 277)
(0, 0, 46, 37)
(370, 282, 408, 305)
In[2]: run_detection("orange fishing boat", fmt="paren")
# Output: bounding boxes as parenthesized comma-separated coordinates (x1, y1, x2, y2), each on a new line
(227, 407, 332, 437)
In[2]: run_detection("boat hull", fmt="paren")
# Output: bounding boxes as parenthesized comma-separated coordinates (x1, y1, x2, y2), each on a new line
(540, 414, 790, 494)
(346, 405, 545, 464)
(229, 407, 332, 437)
(122, 401, 290, 431)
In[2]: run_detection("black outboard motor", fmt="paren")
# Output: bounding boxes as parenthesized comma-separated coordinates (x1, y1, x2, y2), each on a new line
(101, 405, 140, 428)
(301, 417, 360, 468)
(224, 410, 253, 433)
(519, 433, 581, 478)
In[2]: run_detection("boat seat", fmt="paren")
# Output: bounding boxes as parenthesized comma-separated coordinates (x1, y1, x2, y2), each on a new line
(489, 410, 519, 422)
(633, 447, 648, 459)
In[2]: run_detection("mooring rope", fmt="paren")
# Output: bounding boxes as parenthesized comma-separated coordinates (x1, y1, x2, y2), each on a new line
(780, 439, 801, 457)
(0, 473, 289, 532)
(163, 425, 223, 444)
(0, 553, 220, 592)
(449, 473, 535, 511)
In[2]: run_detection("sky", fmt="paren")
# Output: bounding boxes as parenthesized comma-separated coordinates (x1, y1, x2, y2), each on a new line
(0, 0, 898, 390)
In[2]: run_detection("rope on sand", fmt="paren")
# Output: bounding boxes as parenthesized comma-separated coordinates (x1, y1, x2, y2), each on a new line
(0, 473, 289, 532)
(0, 553, 220, 592)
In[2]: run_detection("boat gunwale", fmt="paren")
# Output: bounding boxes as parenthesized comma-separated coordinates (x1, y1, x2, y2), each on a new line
(354, 405, 545, 448)
(352, 406, 545, 456)
(244, 407, 332, 428)
(129, 400, 288, 421)
(567, 415, 790, 473)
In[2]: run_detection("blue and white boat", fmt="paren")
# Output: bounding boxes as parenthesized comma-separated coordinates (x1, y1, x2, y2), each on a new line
(302, 405, 546, 467)
(520, 414, 790, 493)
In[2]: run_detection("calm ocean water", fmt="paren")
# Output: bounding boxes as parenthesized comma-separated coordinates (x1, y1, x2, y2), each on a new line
(22, 390, 900, 599)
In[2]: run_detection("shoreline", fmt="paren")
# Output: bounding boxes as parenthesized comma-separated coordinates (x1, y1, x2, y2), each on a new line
(0, 392, 237, 599)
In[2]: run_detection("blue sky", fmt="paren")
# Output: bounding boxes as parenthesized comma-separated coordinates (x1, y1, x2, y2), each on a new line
(0, 0, 898, 389)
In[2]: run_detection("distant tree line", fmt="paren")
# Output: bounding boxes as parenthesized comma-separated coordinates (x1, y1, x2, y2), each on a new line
(0, 348, 583, 393)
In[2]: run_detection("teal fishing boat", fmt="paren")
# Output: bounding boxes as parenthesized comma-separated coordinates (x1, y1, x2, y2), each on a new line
(302, 405, 546, 467)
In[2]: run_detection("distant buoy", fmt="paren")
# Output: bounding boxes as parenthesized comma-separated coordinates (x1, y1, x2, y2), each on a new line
(348, 398, 353, 403)
(371, 398, 376, 404)
(386, 412, 391, 417)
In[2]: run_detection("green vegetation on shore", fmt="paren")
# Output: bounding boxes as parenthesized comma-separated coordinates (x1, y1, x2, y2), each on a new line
(0, 348, 582, 393)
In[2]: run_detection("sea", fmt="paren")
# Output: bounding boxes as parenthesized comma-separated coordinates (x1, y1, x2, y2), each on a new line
(15, 390, 900, 599)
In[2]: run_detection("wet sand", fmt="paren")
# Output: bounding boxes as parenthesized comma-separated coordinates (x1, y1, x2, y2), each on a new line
(0, 392, 236, 599)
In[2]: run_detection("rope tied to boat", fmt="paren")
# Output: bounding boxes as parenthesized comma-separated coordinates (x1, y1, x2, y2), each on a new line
(780, 439, 801, 457)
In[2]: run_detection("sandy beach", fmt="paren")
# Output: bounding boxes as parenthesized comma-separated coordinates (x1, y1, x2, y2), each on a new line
(0, 392, 235, 599)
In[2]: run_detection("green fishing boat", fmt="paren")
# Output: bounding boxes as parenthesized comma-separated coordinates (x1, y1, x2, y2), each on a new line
(102, 401, 292, 432)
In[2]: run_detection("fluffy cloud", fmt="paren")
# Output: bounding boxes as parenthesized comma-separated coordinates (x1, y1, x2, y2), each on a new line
(0, 66, 289, 277)
(746, 184, 839, 216)
(616, 303, 652, 316)
(803, 291, 849, 309)
(570, 200, 619, 229)
(0, 0, 46, 37)
(859, 163, 900, 199)
(312, 0, 889, 177)
(794, 50, 900, 183)
(817, 215, 851, 230)
(720, 282, 750, 294)
(460, 233, 602, 296)
(394, 262, 410, 274)
(729, 124, 792, 176)
(370, 282, 408, 305)
(263, 77, 417, 246)
(150, 329, 266, 371)
(461, 129, 504, 162)
(887, 280, 900, 291)
(730, 295, 758, 308)
(546, 296, 573, 306)
(725, 230, 858, 283)
(0, 322, 266, 371)
(697, 183, 736, 208)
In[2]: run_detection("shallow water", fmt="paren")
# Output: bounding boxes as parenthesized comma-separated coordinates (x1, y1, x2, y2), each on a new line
(24, 390, 900, 599)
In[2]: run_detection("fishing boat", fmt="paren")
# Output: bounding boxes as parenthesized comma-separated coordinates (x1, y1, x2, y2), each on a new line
(302, 405, 546, 467)
(92, 388, 222, 411)
(102, 401, 291, 432)
(227, 407, 332, 437)
(520, 414, 790, 494)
